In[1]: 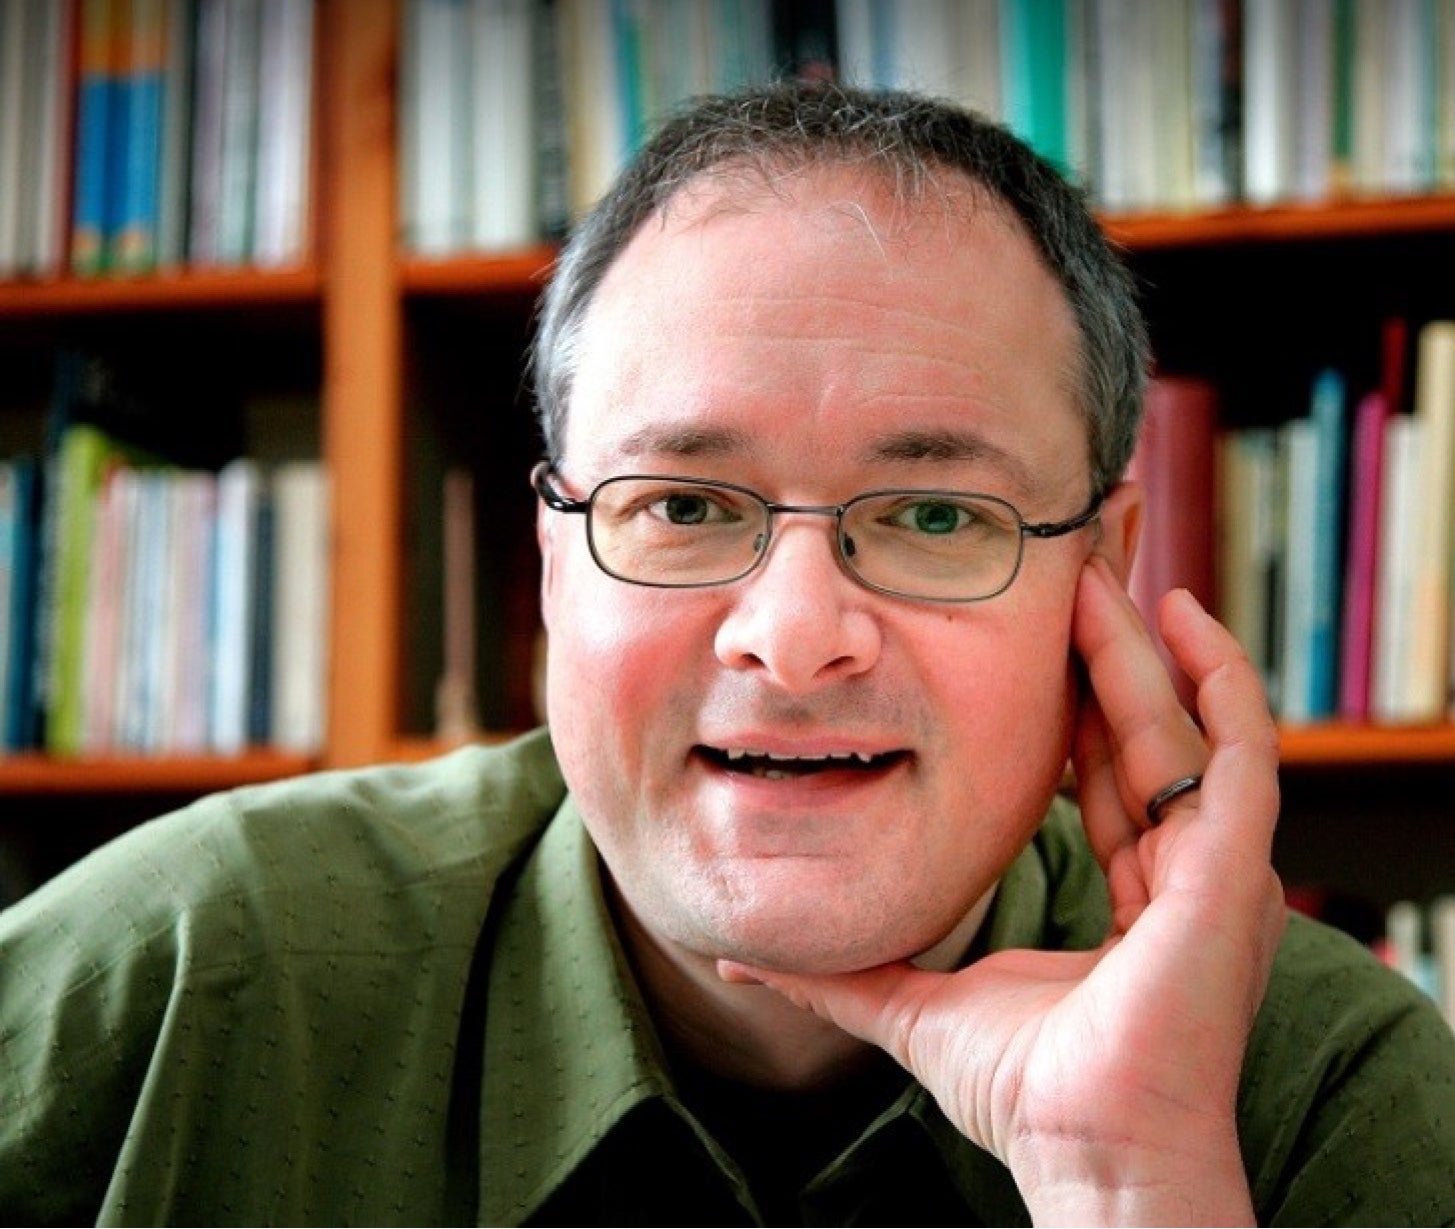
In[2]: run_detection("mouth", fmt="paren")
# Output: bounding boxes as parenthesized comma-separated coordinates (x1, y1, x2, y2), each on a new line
(695, 745, 911, 781)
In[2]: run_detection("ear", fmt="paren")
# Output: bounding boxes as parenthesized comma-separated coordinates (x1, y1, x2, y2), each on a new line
(537, 501, 557, 633)
(1092, 480, 1143, 584)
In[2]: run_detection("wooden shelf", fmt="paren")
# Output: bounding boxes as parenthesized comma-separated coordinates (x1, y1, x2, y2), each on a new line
(1102, 193, 1455, 250)
(1279, 723, 1455, 767)
(0, 750, 317, 796)
(397, 246, 556, 296)
(0, 265, 322, 317)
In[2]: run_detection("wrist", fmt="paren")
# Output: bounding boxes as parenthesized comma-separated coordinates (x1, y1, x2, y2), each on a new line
(1007, 1123, 1254, 1227)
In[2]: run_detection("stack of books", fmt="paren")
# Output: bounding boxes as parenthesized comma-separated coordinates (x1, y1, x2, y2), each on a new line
(0, 0, 316, 282)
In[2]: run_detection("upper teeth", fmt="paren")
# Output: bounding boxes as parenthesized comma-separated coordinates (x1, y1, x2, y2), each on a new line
(723, 748, 877, 763)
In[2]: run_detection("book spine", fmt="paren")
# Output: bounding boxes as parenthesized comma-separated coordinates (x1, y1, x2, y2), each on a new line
(112, 0, 167, 273)
(156, 0, 195, 268)
(1337, 391, 1389, 721)
(1407, 321, 1455, 718)
(999, 0, 1068, 173)
(71, 0, 117, 275)
(1307, 368, 1347, 719)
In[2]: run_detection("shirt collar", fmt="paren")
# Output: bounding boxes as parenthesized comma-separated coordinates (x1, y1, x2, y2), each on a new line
(478, 789, 1085, 1224)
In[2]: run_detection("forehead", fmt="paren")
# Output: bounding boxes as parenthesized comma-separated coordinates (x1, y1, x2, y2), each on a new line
(565, 164, 1089, 503)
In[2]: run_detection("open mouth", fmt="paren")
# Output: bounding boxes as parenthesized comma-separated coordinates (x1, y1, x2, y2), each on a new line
(696, 746, 910, 780)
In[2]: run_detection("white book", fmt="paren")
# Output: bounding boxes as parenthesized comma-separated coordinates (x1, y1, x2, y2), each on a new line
(212, 458, 260, 753)
(270, 461, 329, 754)
(1278, 418, 1318, 723)
(1149, 0, 1194, 210)
(1243, 0, 1297, 204)
(834, 0, 875, 86)
(884, 0, 959, 95)
(1352, 0, 1387, 193)
(1292, 0, 1333, 202)
(111, 470, 143, 751)
(558, 0, 626, 221)
(1432, 895, 1455, 1025)
(403, 0, 473, 254)
(469, 0, 536, 251)
(1440, 0, 1455, 187)
(148, 474, 183, 753)
(1372, 414, 1422, 721)
(1382, 0, 1432, 192)
(1407, 322, 1455, 718)
(946, 0, 1000, 119)
(81, 466, 126, 753)
(252, 0, 315, 265)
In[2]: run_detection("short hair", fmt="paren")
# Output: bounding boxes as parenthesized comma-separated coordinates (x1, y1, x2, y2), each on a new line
(531, 80, 1149, 496)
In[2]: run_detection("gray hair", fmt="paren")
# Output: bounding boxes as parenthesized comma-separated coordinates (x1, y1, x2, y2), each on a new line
(531, 81, 1149, 496)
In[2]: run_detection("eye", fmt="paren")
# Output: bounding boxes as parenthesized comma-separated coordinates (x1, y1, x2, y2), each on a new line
(890, 499, 978, 535)
(645, 489, 742, 526)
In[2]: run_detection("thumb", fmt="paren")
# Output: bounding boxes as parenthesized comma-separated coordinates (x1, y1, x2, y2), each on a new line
(717, 959, 941, 1070)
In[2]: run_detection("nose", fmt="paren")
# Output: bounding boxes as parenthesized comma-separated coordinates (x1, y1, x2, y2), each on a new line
(713, 516, 882, 694)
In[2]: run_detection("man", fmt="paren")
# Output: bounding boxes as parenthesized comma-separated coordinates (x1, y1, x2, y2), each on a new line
(3, 84, 1453, 1225)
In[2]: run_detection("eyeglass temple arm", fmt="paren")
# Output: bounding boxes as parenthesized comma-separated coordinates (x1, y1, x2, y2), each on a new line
(532, 462, 589, 514)
(1021, 491, 1105, 539)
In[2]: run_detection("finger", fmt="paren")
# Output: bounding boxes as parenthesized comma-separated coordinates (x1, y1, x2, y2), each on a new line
(1156, 588, 1281, 858)
(1071, 690, 1153, 931)
(717, 959, 936, 1071)
(1073, 557, 1207, 819)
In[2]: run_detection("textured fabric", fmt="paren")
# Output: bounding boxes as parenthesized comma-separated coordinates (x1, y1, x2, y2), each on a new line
(2, 729, 1454, 1225)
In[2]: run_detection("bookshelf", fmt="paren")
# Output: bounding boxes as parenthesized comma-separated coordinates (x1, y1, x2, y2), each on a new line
(2, 0, 1454, 912)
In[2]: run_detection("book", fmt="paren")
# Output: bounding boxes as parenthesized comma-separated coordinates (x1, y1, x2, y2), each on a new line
(1000, 0, 1068, 174)
(401, 0, 472, 254)
(112, 0, 168, 273)
(71, 0, 119, 275)
(1128, 375, 1219, 710)
(1277, 416, 1317, 723)
(156, 0, 196, 267)
(1371, 413, 1422, 722)
(1217, 427, 1280, 695)
(1306, 369, 1347, 719)
(2, 458, 40, 751)
(468, 0, 536, 251)
(212, 457, 260, 753)
(1406, 322, 1455, 719)
(1337, 390, 1389, 721)
(253, 0, 315, 266)
(269, 461, 328, 753)
(217, 0, 261, 264)
(0, 0, 28, 275)
(189, 0, 228, 263)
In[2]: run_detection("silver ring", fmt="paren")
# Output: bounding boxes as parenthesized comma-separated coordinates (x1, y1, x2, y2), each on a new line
(1146, 774, 1203, 825)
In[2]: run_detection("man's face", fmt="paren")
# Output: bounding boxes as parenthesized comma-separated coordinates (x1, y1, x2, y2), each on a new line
(540, 167, 1104, 974)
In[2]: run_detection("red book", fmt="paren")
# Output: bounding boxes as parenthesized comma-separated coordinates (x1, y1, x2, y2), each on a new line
(1338, 390, 1390, 720)
(1127, 376, 1219, 710)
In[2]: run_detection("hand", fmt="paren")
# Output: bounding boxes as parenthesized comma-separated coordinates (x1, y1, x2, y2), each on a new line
(719, 556, 1286, 1225)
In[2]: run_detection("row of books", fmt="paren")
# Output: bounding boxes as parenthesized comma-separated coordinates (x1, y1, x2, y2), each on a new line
(398, 0, 1455, 259)
(399, 0, 786, 255)
(1132, 318, 1455, 727)
(838, 0, 1455, 212)
(1381, 896, 1455, 1027)
(0, 0, 315, 281)
(0, 352, 330, 756)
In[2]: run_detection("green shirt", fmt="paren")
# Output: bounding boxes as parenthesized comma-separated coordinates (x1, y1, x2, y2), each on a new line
(2, 729, 1453, 1225)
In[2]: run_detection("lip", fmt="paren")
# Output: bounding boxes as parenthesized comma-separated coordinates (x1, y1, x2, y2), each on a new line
(689, 740, 913, 808)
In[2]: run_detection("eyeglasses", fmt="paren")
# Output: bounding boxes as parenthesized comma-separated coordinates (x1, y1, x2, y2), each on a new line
(532, 462, 1102, 603)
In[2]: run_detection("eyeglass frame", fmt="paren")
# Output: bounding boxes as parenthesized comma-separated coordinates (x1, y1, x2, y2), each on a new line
(532, 460, 1104, 604)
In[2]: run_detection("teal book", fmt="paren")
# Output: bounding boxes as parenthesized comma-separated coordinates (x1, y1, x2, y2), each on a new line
(1308, 369, 1348, 720)
(1000, 0, 1068, 174)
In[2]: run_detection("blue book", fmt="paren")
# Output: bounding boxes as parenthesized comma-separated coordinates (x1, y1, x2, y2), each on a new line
(4, 459, 41, 751)
(113, 0, 168, 273)
(71, 0, 118, 275)
(1308, 369, 1348, 719)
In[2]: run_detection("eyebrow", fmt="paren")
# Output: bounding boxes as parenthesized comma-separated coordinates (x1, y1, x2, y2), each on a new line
(613, 424, 756, 461)
(863, 428, 1042, 497)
